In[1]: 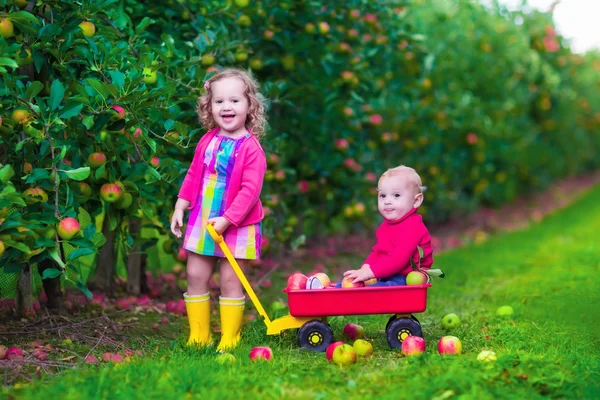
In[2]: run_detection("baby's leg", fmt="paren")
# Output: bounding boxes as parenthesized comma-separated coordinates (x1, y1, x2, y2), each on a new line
(186, 252, 217, 295)
(216, 257, 248, 351)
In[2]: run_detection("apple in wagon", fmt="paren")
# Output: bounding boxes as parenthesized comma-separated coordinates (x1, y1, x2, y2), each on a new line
(286, 273, 308, 290)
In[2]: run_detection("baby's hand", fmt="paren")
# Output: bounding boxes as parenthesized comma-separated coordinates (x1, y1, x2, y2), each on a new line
(208, 216, 231, 235)
(170, 209, 184, 238)
(343, 264, 375, 284)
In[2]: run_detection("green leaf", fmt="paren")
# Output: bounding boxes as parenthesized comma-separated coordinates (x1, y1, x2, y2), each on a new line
(59, 102, 84, 119)
(108, 70, 125, 89)
(49, 79, 65, 111)
(410, 258, 418, 271)
(68, 248, 95, 262)
(3, 239, 31, 254)
(417, 246, 424, 259)
(135, 17, 155, 35)
(95, 164, 107, 180)
(108, 211, 119, 231)
(64, 167, 90, 181)
(48, 248, 66, 269)
(86, 78, 108, 99)
(164, 119, 174, 131)
(92, 232, 106, 248)
(0, 164, 15, 183)
(425, 269, 445, 278)
(76, 279, 93, 299)
(290, 234, 306, 251)
(0, 57, 19, 69)
(25, 81, 44, 99)
(42, 268, 62, 279)
(78, 207, 92, 230)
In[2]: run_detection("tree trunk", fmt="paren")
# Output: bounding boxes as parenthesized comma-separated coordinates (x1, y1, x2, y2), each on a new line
(15, 263, 33, 318)
(37, 258, 62, 309)
(89, 214, 116, 292)
(126, 218, 142, 295)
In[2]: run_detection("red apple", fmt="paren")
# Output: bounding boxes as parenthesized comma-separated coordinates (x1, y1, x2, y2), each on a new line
(57, 217, 80, 240)
(0, 18, 15, 39)
(401, 336, 426, 357)
(341, 278, 364, 288)
(111, 105, 126, 119)
(111, 353, 124, 363)
(176, 247, 188, 262)
(438, 336, 462, 355)
(101, 352, 112, 362)
(353, 339, 373, 357)
(249, 346, 272, 361)
(343, 323, 365, 340)
(79, 182, 92, 197)
(78, 21, 96, 37)
(332, 343, 357, 366)
(334, 138, 349, 151)
(88, 152, 107, 168)
(100, 183, 122, 203)
(6, 347, 23, 360)
(326, 341, 345, 361)
(406, 271, 429, 285)
(85, 354, 99, 365)
(149, 157, 160, 168)
(286, 273, 308, 290)
(364, 278, 378, 286)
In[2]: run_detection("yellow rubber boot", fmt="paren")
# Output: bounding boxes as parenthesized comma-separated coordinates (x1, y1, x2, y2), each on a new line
(216, 296, 245, 352)
(184, 292, 212, 347)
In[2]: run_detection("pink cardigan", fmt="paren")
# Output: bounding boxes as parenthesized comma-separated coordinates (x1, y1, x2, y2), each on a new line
(177, 128, 267, 227)
(363, 207, 434, 278)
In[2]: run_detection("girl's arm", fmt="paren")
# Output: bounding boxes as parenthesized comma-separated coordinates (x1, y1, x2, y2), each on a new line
(223, 148, 267, 226)
(171, 198, 191, 238)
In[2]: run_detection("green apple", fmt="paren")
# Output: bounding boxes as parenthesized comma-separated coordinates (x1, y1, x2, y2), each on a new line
(332, 343, 357, 366)
(441, 313, 461, 329)
(496, 305, 513, 317)
(352, 339, 373, 357)
(476, 350, 497, 362)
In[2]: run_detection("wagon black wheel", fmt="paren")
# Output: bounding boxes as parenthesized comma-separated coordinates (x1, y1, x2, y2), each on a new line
(386, 318, 422, 349)
(386, 314, 419, 331)
(297, 320, 334, 352)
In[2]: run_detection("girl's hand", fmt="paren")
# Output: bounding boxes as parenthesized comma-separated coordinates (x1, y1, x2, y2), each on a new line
(170, 209, 184, 238)
(343, 264, 375, 284)
(208, 216, 231, 235)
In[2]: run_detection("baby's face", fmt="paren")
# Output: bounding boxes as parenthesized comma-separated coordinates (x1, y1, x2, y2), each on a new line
(377, 174, 420, 222)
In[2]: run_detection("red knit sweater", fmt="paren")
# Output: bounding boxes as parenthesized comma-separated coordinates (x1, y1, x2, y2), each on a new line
(363, 207, 434, 278)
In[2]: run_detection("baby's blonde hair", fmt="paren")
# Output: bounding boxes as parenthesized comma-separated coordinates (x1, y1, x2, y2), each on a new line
(380, 165, 427, 193)
(196, 68, 267, 140)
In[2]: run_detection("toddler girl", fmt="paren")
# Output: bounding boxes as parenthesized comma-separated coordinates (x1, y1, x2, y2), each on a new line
(170, 68, 267, 351)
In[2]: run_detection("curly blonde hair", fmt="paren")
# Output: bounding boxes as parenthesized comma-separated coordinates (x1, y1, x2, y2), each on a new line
(196, 68, 267, 140)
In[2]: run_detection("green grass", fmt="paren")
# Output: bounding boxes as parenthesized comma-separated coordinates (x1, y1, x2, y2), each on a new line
(5, 185, 600, 399)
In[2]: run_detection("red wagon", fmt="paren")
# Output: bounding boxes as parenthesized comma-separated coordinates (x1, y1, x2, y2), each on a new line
(207, 224, 431, 352)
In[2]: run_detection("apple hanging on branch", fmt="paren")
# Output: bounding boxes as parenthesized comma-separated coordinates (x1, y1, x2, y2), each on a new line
(406, 246, 445, 285)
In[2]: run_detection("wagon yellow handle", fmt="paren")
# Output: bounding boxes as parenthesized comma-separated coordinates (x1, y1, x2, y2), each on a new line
(206, 223, 272, 327)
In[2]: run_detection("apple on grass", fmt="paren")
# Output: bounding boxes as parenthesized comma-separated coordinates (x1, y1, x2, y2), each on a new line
(441, 313, 461, 329)
(353, 339, 373, 357)
(496, 305, 514, 316)
(332, 343, 357, 366)
(401, 336, 426, 357)
(477, 350, 497, 362)
(216, 353, 237, 364)
(438, 336, 462, 355)
(286, 273, 308, 290)
(343, 323, 365, 340)
(249, 346, 272, 361)
(326, 341, 344, 362)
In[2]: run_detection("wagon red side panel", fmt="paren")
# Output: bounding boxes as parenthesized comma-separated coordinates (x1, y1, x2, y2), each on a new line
(285, 284, 430, 317)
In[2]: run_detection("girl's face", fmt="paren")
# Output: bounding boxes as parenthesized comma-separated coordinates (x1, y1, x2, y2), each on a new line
(377, 174, 422, 222)
(210, 77, 249, 137)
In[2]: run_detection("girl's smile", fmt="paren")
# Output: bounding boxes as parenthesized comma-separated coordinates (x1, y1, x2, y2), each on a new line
(211, 77, 249, 138)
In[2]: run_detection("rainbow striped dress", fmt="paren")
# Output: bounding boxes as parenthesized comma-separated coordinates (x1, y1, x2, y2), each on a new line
(183, 132, 262, 259)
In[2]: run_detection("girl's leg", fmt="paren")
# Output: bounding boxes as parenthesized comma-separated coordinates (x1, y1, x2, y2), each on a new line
(183, 253, 217, 347)
(216, 257, 248, 351)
